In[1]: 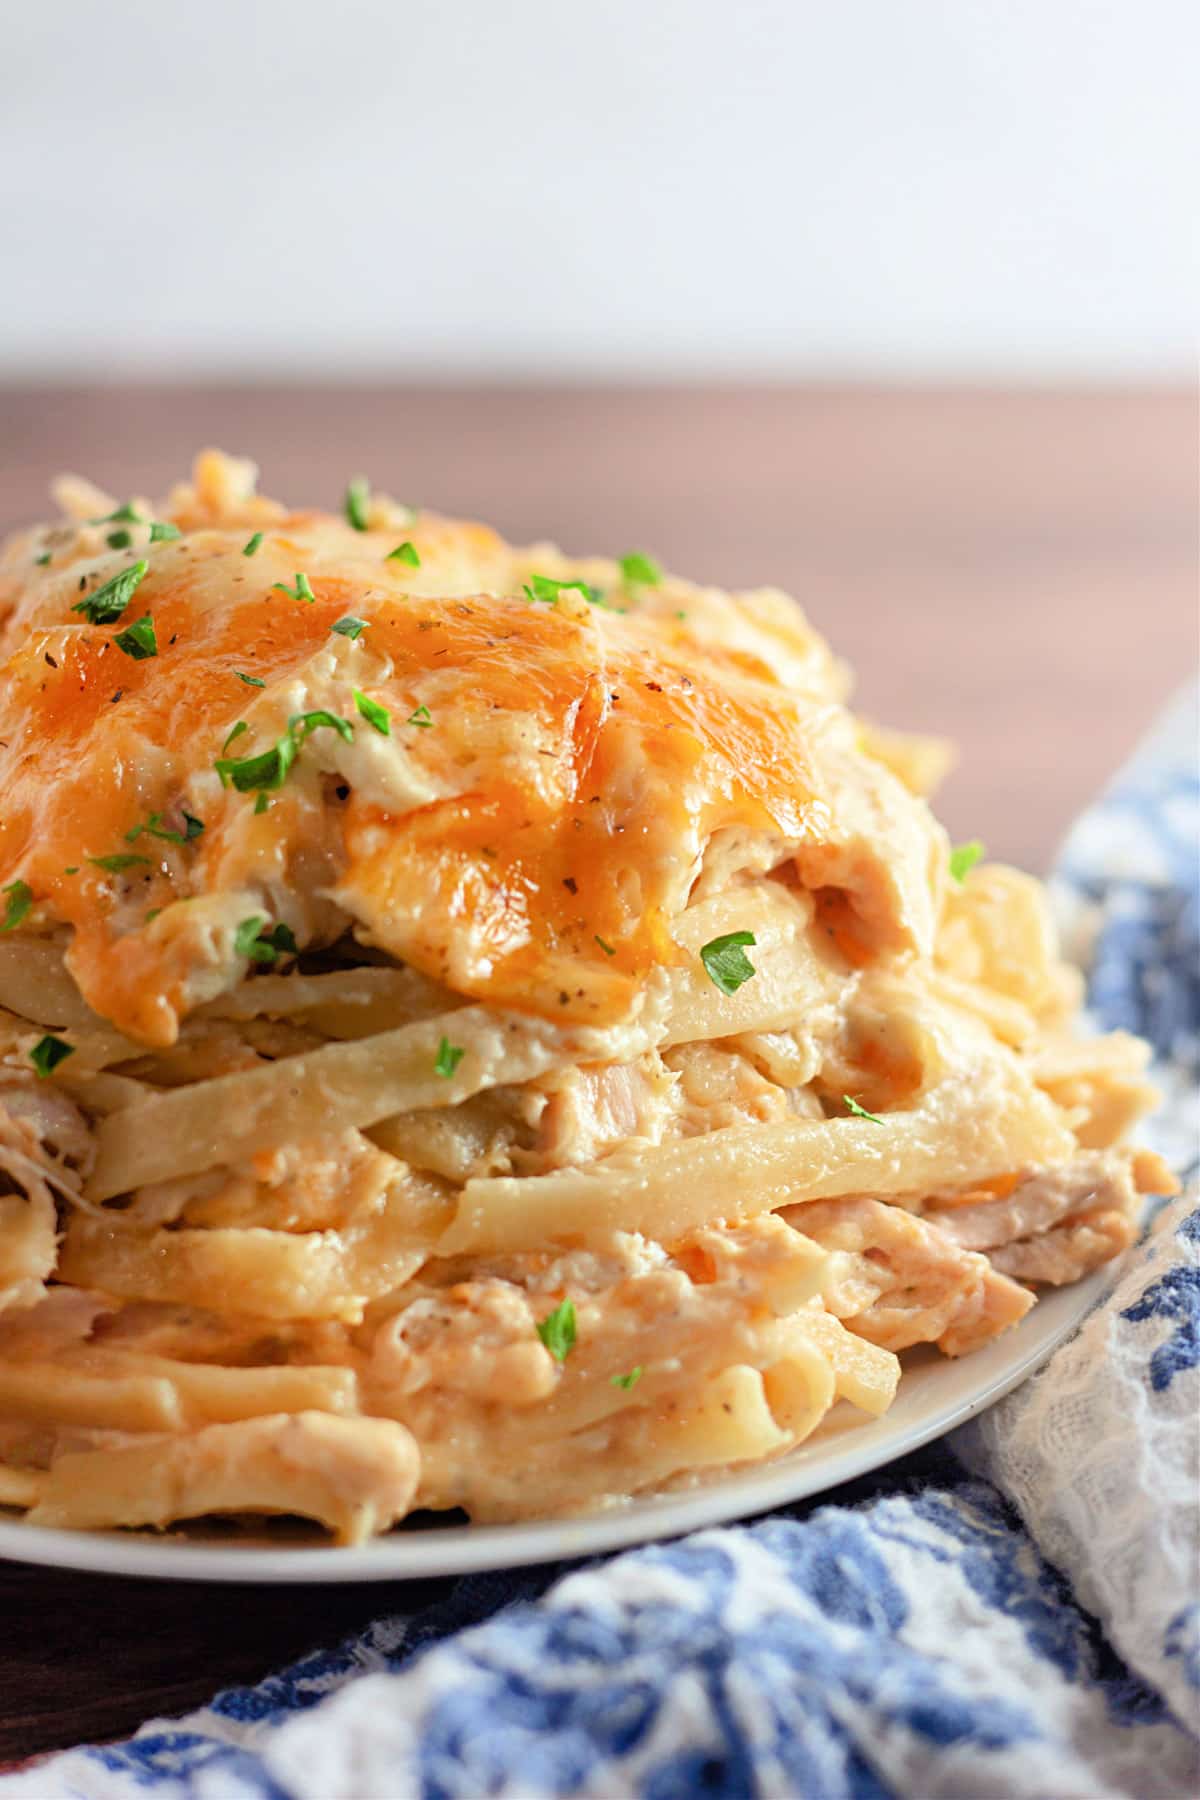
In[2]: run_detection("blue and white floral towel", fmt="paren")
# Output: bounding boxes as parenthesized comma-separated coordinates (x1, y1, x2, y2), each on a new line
(5, 690, 1198, 1800)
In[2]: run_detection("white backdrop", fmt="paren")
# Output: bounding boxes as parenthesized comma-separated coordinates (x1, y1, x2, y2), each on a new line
(2, 0, 1195, 378)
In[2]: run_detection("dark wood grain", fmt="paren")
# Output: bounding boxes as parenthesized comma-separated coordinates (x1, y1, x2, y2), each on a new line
(0, 1555, 453, 1763)
(0, 384, 1194, 1764)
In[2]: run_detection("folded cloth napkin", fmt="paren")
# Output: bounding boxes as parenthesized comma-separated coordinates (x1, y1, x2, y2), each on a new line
(4, 690, 1198, 1800)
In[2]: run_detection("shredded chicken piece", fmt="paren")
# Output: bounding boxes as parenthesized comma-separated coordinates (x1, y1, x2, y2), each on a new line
(785, 1196, 1033, 1357)
(990, 1209, 1136, 1285)
(666, 1041, 798, 1136)
(181, 1130, 400, 1232)
(0, 1076, 94, 1184)
(371, 1279, 556, 1407)
(0, 1102, 72, 1313)
(526, 1055, 679, 1170)
(924, 1151, 1138, 1251)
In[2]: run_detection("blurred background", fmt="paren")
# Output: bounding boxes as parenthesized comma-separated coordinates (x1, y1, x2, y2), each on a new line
(1, 0, 1195, 868)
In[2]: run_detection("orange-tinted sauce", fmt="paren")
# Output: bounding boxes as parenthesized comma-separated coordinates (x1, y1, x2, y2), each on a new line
(0, 536, 827, 1039)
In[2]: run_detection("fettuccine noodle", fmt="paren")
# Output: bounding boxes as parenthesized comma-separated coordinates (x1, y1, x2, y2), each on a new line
(0, 452, 1174, 1543)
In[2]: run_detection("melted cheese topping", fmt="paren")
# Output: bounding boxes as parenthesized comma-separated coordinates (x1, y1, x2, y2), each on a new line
(0, 454, 944, 1045)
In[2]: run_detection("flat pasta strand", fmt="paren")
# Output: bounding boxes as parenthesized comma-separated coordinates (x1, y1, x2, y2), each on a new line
(438, 1054, 1074, 1254)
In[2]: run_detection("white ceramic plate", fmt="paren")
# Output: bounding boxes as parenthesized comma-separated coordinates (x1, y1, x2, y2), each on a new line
(0, 1265, 1109, 1585)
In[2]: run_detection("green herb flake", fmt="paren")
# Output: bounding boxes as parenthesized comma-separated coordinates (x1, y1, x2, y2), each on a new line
(144, 907, 162, 923)
(289, 709, 354, 744)
(594, 934, 616, 956)
(35, 551, 52, 567)
(235, 670, 265, 687)
(216, 733, 298, 793)
(345, 477, 371, 532)
(273, 572, 316, 603)
(0, 880, 33, 933)
(949, 840, 985, 884)
(536, 1298, 577, 1364)
(434, 1036, 465, 1079)
(254, 793, 271, 814)
(128, 810, 204, 847)
(234, 916, 297, 966)
(222, 720, 249, 753)
(842, 1095, 885, 1124)
(113, 613, 158, 660)
(406, 704, 433, 729)
(235, 921, 280, 964)
(106, 528, 133, 550)
(524, 574, 599, 607)
(88, 853, 152, 874)
(610, 1366, 642, 1391)
(30, 1034, 75, 1079)
(242, 532, 264, 558)
(71, 558, 148, 626)
(332, 616, 368, 640)
(387, 540, 420, 567)
(354, 689, 391, 736)
(90, 502, 143, 526)
(149, 520, 180, 542)
(619, 551, 662, 587)
(699, 930, 757, 995)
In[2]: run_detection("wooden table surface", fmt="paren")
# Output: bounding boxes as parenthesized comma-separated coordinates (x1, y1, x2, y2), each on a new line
(0, 384, 1195, 1764)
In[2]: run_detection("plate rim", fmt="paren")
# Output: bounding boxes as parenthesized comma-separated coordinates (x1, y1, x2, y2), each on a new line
(0, 1265, 1111, 1585)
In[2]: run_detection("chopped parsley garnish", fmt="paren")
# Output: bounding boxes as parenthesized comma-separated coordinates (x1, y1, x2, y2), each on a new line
(434, 1036, 465, 1079)
(842, 1095, 885, 1124)
(406, 704, 433, 729)
(387, 540, 420, 566)
(536, 1298, 577, 1363)
(354, 689, 391, 736)
(234, 916, 297, 965)
(113, 613, 158, 660)
(127, 811, 204, 846)
(71, 558, 148, 625)
(90, 502, 142, 525)
(88, 853, 152, 874)
(290, 709, 354, 744)
(619, 551, 662, 586)
(235, 670, 265, 687)
(345, 477, 371, 531)
(949, 840, 985, 883)
(30, 1035, 75, 1079)
(254, 793, 271, 814)
(273, 572, 316, 603)
(217, 710, 352, 793)
(35, 551, 52, 566)
(611, 1366, 642, 1390)
(149, 520, 180, 542)
(699, 930, 757, 995)
(242, 532, 264, 557)
(216, 733, 298, 792)
(524, 574, 601, 606)
(595, 934, 616, 956)
(0, 880, 32, 933)
(106, 528, 133, 550)
(332, 616, 368, 639)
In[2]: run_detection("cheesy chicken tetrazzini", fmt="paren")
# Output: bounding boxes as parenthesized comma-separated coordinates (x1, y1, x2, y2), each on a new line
(0, 452, 1175, 1543)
